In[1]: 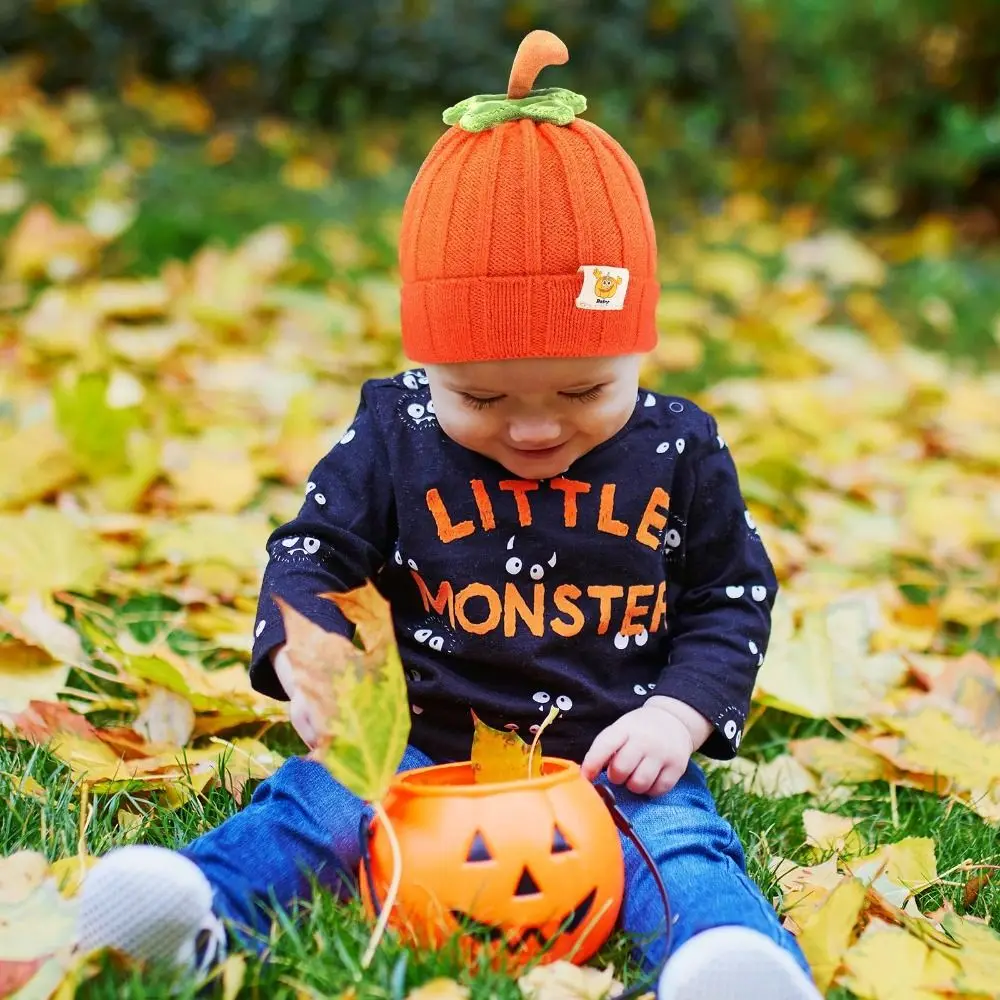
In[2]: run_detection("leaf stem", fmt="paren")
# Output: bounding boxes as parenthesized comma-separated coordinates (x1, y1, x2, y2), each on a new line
(361, 800, 401, 969)
(527, 705, 559, 778)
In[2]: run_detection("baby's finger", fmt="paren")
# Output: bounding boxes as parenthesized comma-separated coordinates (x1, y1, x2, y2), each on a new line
(648, 766, 677, 798)
(581, 723, 628, 780)
(625, 756, 662, 796)
(606, 740, 643, 786)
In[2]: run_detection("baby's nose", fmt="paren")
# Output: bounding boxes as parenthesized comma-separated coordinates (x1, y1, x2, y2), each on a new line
(508, 417, 562, 446)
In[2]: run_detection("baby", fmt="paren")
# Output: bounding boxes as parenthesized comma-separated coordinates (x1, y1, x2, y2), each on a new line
(76, 32, 821, 1000)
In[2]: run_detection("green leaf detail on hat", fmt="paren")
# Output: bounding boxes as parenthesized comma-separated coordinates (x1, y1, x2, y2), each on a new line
(442, 87, 587, 133)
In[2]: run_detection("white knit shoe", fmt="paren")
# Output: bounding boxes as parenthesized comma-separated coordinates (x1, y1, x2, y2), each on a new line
(75, 846, 226, 978)
(658, 927, 822, 1000)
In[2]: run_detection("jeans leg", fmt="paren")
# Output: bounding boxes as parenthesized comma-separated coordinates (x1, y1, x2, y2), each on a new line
(608, 760, 811, 977)
(180, 745, 433, 948)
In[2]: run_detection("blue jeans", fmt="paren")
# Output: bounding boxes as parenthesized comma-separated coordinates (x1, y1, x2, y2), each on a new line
(181, 748, 810, 976)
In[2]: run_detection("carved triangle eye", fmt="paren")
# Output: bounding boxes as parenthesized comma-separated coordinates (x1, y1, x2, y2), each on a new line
(465, 831, 492, 863)
(551, 824, 573, 854)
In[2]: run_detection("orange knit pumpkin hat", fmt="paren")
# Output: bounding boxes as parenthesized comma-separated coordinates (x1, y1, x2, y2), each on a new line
(400, 30, 658, 364)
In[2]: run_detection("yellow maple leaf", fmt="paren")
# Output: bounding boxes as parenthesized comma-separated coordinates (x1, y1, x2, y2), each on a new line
(470, 710, 542, 783)
(795, 876, 868, 994)
(942, 912, 1000, 995)
(789, 737, 894, 787)
(840, 920, 960, 1000)
(273, 584, 410, 803)
(871, 708, 1000, 791)
(0, 422, 78, 510)
(802, 809, 866, 861)
(0, 507, 105, 597)
(755, 591, 909, 719)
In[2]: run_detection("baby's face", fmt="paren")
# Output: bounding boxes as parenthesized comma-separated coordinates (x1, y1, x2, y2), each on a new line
(424, 354, 643, 479)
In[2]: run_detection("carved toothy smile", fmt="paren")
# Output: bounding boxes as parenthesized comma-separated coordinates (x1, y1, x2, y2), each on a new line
(450, 887, 597, 951)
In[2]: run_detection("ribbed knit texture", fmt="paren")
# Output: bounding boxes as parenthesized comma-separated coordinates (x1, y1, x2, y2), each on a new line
(400, 117, 658, 363)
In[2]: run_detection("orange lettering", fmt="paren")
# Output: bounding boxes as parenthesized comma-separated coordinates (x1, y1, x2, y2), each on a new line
(636, 487, 670, 550)
(586, 585, 625, 635)
(411, 572, 456, 629)
(550, 477, 591, 528)
(498, 479, 539, 526)
(621, 584, 655, 636)
(503, 583, 545, 637)
(455, 583, 502, 635)
(597, 484, 628, 537)
(551, 584, 585, 637)
(650, 580, 668, 633)
(470, 479, 496, 531)
(426, 488, 474, 543)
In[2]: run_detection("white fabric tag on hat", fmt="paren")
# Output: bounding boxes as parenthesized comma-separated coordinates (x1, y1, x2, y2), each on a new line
(575, 265, 630, 310)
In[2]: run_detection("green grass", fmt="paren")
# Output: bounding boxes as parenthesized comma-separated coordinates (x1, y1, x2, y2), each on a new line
(4, 722, 1000, 999)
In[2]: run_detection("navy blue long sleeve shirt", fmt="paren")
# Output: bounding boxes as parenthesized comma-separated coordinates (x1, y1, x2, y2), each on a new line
(250, 369, 778, 765)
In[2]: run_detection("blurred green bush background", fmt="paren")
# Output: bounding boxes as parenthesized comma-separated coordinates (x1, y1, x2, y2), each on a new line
(4, 0, 999, 223)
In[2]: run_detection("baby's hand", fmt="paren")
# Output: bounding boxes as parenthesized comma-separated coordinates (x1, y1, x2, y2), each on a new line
(272, 645, 322, 750)
(581, 697, 709, 797)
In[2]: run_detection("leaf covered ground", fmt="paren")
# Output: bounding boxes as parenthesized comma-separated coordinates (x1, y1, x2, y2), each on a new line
(1, 61, 1000, 999)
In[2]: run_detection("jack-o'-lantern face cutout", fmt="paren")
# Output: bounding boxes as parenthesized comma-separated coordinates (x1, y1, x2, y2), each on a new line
(361, 759, 624, 968)
(449, 822, 599, 954)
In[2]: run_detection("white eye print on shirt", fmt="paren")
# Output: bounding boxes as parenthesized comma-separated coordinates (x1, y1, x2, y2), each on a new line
(280, 535, 320, 556)
(614, 627, 649, 650)
(339, 428, 356, 445)
(414, 627, 445, 652)
(506, 537, 556, 580)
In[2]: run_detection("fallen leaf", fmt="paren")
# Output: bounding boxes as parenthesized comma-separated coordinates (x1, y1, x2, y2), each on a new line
(0, 852, 78, 998)
(275, 584, 410, 802)
(962, 870, 995, 909)
(471, 710, 542, 783)
(0, 639, 70, 718)
(53, 370, 142, 479)
(789, 737, 893, 786)
(404, 978, 470, 1000)
(839, 920, 959, 1000)
(795, 876, 868, 994)
(131, 685, 196, 746)
(941, 912, 1000, 995)
(755, 591, 909, 719)
(846, 838, 938, 901)
(0, 508, 106, 598)
(517, 961, 624, 1000)
(802, 810, 866, 861)
(717, 754, 819, 798)
(0, 422, 78, 510)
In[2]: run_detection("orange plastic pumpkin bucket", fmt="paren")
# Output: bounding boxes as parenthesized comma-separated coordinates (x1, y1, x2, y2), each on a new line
(359, 757, 625, 967)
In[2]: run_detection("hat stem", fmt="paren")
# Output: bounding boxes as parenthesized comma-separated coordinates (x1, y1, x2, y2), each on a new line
(506, 30, 569, 99)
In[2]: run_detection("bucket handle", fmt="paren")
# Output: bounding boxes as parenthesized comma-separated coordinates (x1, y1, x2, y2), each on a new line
(357, 782, 672, 997)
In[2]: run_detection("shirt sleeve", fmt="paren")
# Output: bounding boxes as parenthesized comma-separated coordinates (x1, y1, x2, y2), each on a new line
(654, 412, 778, 759)
(248, 385, 396, 699)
